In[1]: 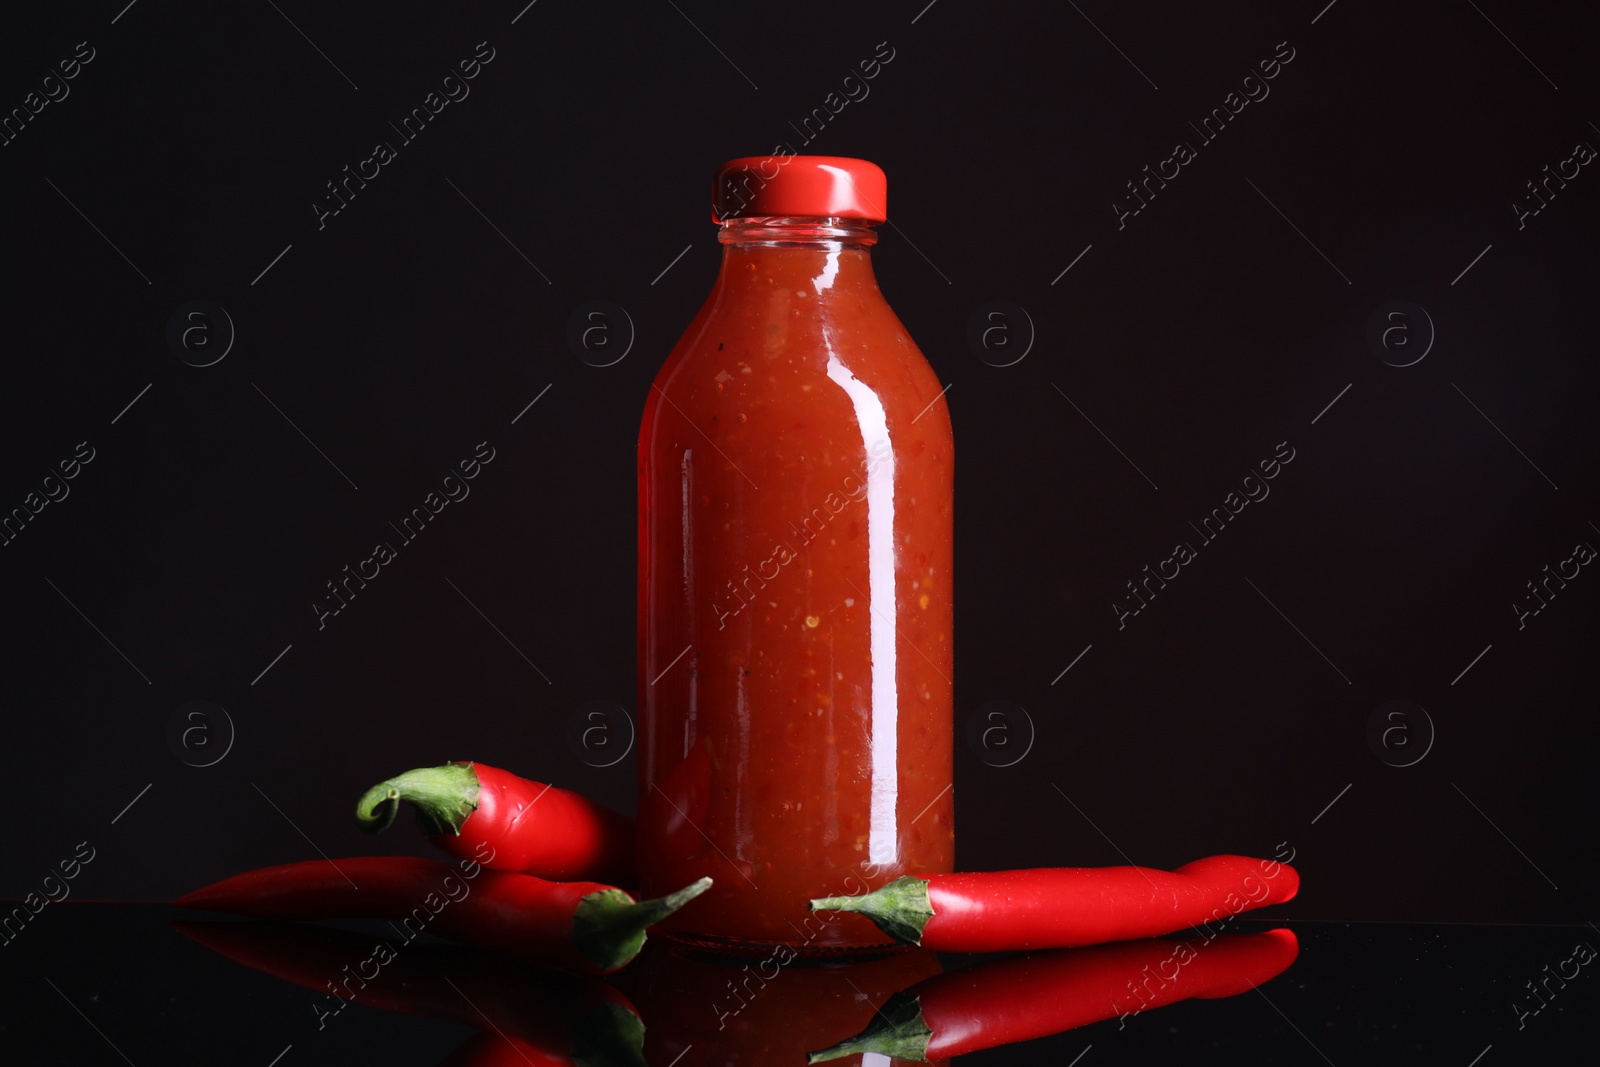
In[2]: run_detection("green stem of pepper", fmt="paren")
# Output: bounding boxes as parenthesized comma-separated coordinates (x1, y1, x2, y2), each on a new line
(355, 762, 481, 837)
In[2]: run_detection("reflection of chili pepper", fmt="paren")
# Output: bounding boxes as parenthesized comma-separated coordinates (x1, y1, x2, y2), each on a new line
(356, 761, 635, 884)
(174, 857, 708, 975)
(439, 1033, 562, 1066)
(810, 927, 1300, 1062)
(810, 854, 1297, 950)
(174, 919, 645, 1065)
(638, 742, 711, 874)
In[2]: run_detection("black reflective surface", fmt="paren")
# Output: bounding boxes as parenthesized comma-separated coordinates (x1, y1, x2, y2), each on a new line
(1, 905, 1590, 1064)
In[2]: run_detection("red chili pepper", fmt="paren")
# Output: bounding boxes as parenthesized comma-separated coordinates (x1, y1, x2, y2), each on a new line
(809, 927, 1300, 1062)
(810, 854, 1298, 951)
(356, 761, 635, 884)
(174, 856, 708, 975)
(174, 919, 645, 1065)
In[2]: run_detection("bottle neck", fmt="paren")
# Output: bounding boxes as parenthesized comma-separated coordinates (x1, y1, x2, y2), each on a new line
(718, 216, 879, 249)
(715, 216, 880, 297)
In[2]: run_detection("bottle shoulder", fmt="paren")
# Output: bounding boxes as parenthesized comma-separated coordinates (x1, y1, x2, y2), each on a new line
(641, 246, 951, 455)
(654, 291, 939, 406)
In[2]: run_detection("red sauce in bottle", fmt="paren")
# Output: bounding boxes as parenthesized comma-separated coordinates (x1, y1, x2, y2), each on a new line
(638, 157, 953, 953)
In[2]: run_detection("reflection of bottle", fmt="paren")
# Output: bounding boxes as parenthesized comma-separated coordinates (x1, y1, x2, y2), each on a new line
(621, 941, 946, 1067)
(638, 157, 955, 953)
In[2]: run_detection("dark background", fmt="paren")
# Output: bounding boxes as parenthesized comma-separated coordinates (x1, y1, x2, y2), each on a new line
(3, 0, 1597, 936)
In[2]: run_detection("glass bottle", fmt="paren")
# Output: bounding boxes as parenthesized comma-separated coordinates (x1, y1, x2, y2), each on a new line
(637, 156, 953, 953)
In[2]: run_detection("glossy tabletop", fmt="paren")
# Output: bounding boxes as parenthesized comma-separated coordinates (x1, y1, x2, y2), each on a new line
(0, 904, 1588, 1064)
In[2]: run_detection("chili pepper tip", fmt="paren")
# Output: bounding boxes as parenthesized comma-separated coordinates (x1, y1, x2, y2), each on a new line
(355, 762, 481, 837)
(809, 875, 933, 946)
(571, 877, 713, 973)
(807, 992, 931, 1063)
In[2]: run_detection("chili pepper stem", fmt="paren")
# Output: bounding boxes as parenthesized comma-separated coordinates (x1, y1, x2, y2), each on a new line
(807, 992, 931, 1064)
(572, 1001, 649, 1067)
(355, 762, 481, 836)
(573, 877, 713, 973)
(809, 876, 934, 946)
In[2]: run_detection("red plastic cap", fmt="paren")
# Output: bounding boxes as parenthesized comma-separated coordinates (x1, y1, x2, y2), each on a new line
(712, 156, 887, 224)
